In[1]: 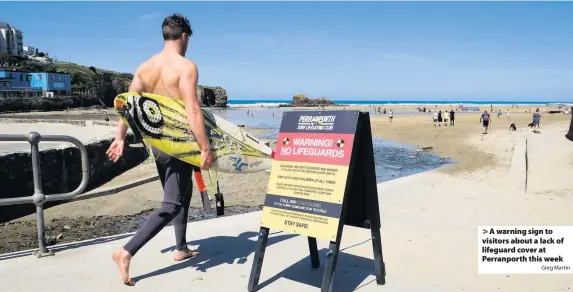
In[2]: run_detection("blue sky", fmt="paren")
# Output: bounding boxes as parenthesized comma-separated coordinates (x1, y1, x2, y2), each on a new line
(1, 1, 572, 101)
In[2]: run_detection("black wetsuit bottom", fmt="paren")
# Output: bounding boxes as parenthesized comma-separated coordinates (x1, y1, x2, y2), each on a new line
(123, 147, 195, 256)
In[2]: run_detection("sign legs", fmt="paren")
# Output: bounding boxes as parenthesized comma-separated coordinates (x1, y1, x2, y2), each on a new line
(308, 237, 320, 268)
(248, 227, 270, 292)
(371, 228, 386, 285)
(320, 241, 342, 292)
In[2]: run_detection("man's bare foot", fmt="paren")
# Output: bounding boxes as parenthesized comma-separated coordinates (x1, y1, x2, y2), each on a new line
(112, 248, 135, 286)
(174, 248, 200, 261)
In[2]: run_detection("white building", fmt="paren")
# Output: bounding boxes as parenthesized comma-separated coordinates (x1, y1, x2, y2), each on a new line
(0, 21, 24, 56)
(22, 45, 38, 56)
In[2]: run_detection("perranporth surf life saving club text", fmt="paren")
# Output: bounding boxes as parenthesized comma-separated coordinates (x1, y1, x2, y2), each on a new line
(282, 115, 345, 159)
(296, 115, 336, 131)
(260, 112, 358, 241)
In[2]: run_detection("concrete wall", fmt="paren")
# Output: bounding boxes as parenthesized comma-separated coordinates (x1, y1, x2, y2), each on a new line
(0, 133, 149, 222)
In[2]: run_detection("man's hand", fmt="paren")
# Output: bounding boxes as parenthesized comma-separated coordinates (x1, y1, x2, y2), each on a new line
(106, 138, 125, 163)
(200, 149, 214, 170)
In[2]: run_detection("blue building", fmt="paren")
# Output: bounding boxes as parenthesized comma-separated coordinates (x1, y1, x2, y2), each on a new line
(29, 72, 72, 95)
(0, 70, 42, 97)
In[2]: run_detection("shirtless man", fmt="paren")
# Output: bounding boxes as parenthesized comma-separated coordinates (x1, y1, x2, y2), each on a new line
(480, 110, 491, 134)
(105, 13, 214, 286)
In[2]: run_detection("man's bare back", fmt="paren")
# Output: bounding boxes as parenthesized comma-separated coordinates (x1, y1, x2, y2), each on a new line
(136, 52, 196, 100)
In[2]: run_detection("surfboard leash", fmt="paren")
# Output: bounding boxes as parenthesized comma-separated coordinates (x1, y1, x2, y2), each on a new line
(207, 168, 219, 195)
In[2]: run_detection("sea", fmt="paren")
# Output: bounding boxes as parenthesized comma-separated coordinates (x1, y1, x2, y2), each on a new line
(227, 99, 570, 108)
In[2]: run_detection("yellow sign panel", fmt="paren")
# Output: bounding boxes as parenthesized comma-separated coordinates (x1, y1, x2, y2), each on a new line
(261, 160, 349, 241)
(261, 207, 341, 241)
(267, 160, 349, 204)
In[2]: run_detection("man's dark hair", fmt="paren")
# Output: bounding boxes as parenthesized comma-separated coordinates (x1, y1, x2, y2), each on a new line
(162, 13, 192, 41)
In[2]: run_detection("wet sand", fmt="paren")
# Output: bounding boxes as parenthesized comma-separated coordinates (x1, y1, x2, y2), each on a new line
(369, 110, 571, 174)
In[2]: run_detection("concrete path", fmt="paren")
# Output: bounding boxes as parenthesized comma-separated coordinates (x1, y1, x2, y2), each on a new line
(0, 122, 116, 154)
(526, 127, 573, 196)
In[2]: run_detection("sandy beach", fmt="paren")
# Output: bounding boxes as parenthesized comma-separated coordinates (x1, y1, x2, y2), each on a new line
(0, 106, 571, 253)
(1, 106, 572, 291)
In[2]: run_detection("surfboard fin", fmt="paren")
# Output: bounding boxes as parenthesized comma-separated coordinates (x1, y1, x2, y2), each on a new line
(127, 142, 145, 148)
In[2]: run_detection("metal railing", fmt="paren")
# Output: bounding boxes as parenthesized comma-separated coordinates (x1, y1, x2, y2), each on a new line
(0, 132, 89, 257)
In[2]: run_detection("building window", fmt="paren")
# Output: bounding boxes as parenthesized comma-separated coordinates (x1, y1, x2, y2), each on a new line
(50, 75, 54, 80)
(38, 75, 42, 81)
(20, 75, 23, 81)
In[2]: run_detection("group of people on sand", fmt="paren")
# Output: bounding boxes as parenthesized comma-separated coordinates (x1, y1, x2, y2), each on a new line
(479, 108, 542, 134)
(432, 109, 455, 127)
(374, 107, 394, 122)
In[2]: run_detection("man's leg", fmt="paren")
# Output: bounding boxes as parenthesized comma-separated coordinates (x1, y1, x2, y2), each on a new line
(112, 148, 191, 285)
(172, 165, 198, 261)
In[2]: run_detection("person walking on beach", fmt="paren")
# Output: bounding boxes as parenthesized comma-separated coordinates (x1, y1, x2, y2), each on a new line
(388, 109, 393, 122)
(105, 13, 214, 286)
(437, 110, 443, 127)
(433, 110, 438, 127)
(497, 110, 502, 119)
(480, 110, 491, 134)
(532, 108, 541, 133)
(449, 109, 455, 126)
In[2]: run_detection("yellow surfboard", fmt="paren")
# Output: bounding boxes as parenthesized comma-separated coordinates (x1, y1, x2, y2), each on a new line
(113, 92, 273, 173)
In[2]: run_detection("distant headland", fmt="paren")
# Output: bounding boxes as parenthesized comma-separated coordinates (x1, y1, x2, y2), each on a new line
(277, 93, 336, 108)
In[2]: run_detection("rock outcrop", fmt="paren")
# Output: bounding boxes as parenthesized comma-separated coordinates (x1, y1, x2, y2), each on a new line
(197, 86, 228, 107)
(286, 93, 336, 107)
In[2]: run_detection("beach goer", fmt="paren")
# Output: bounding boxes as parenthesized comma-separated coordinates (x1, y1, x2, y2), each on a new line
(433, 110, 438, 127)
(437, 110, 443, 127)
(388, 109, 393, 122)
(532, 108, 541, 132)
(480, 110, 491, 134)
(506, 109, 510, 119)
(497, 110, 502, 119)
(105, 13, 213, 286)
(449, 109, 455, 126)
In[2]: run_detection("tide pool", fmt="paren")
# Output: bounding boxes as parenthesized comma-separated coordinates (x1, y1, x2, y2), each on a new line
(211, 108, 453, 183)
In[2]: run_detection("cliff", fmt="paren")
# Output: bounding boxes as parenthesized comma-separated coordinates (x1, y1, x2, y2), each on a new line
(0, 59, 228, 112)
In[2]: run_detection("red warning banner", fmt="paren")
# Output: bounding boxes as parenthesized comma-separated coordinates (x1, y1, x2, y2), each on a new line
(274, 132, 355, 166)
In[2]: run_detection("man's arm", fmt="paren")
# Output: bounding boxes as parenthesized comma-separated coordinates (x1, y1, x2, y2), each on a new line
(179, 62, 210, 152)
(114, 69, 145, 140)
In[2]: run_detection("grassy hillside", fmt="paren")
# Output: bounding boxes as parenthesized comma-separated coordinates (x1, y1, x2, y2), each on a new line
(1, 57, 227, 107)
